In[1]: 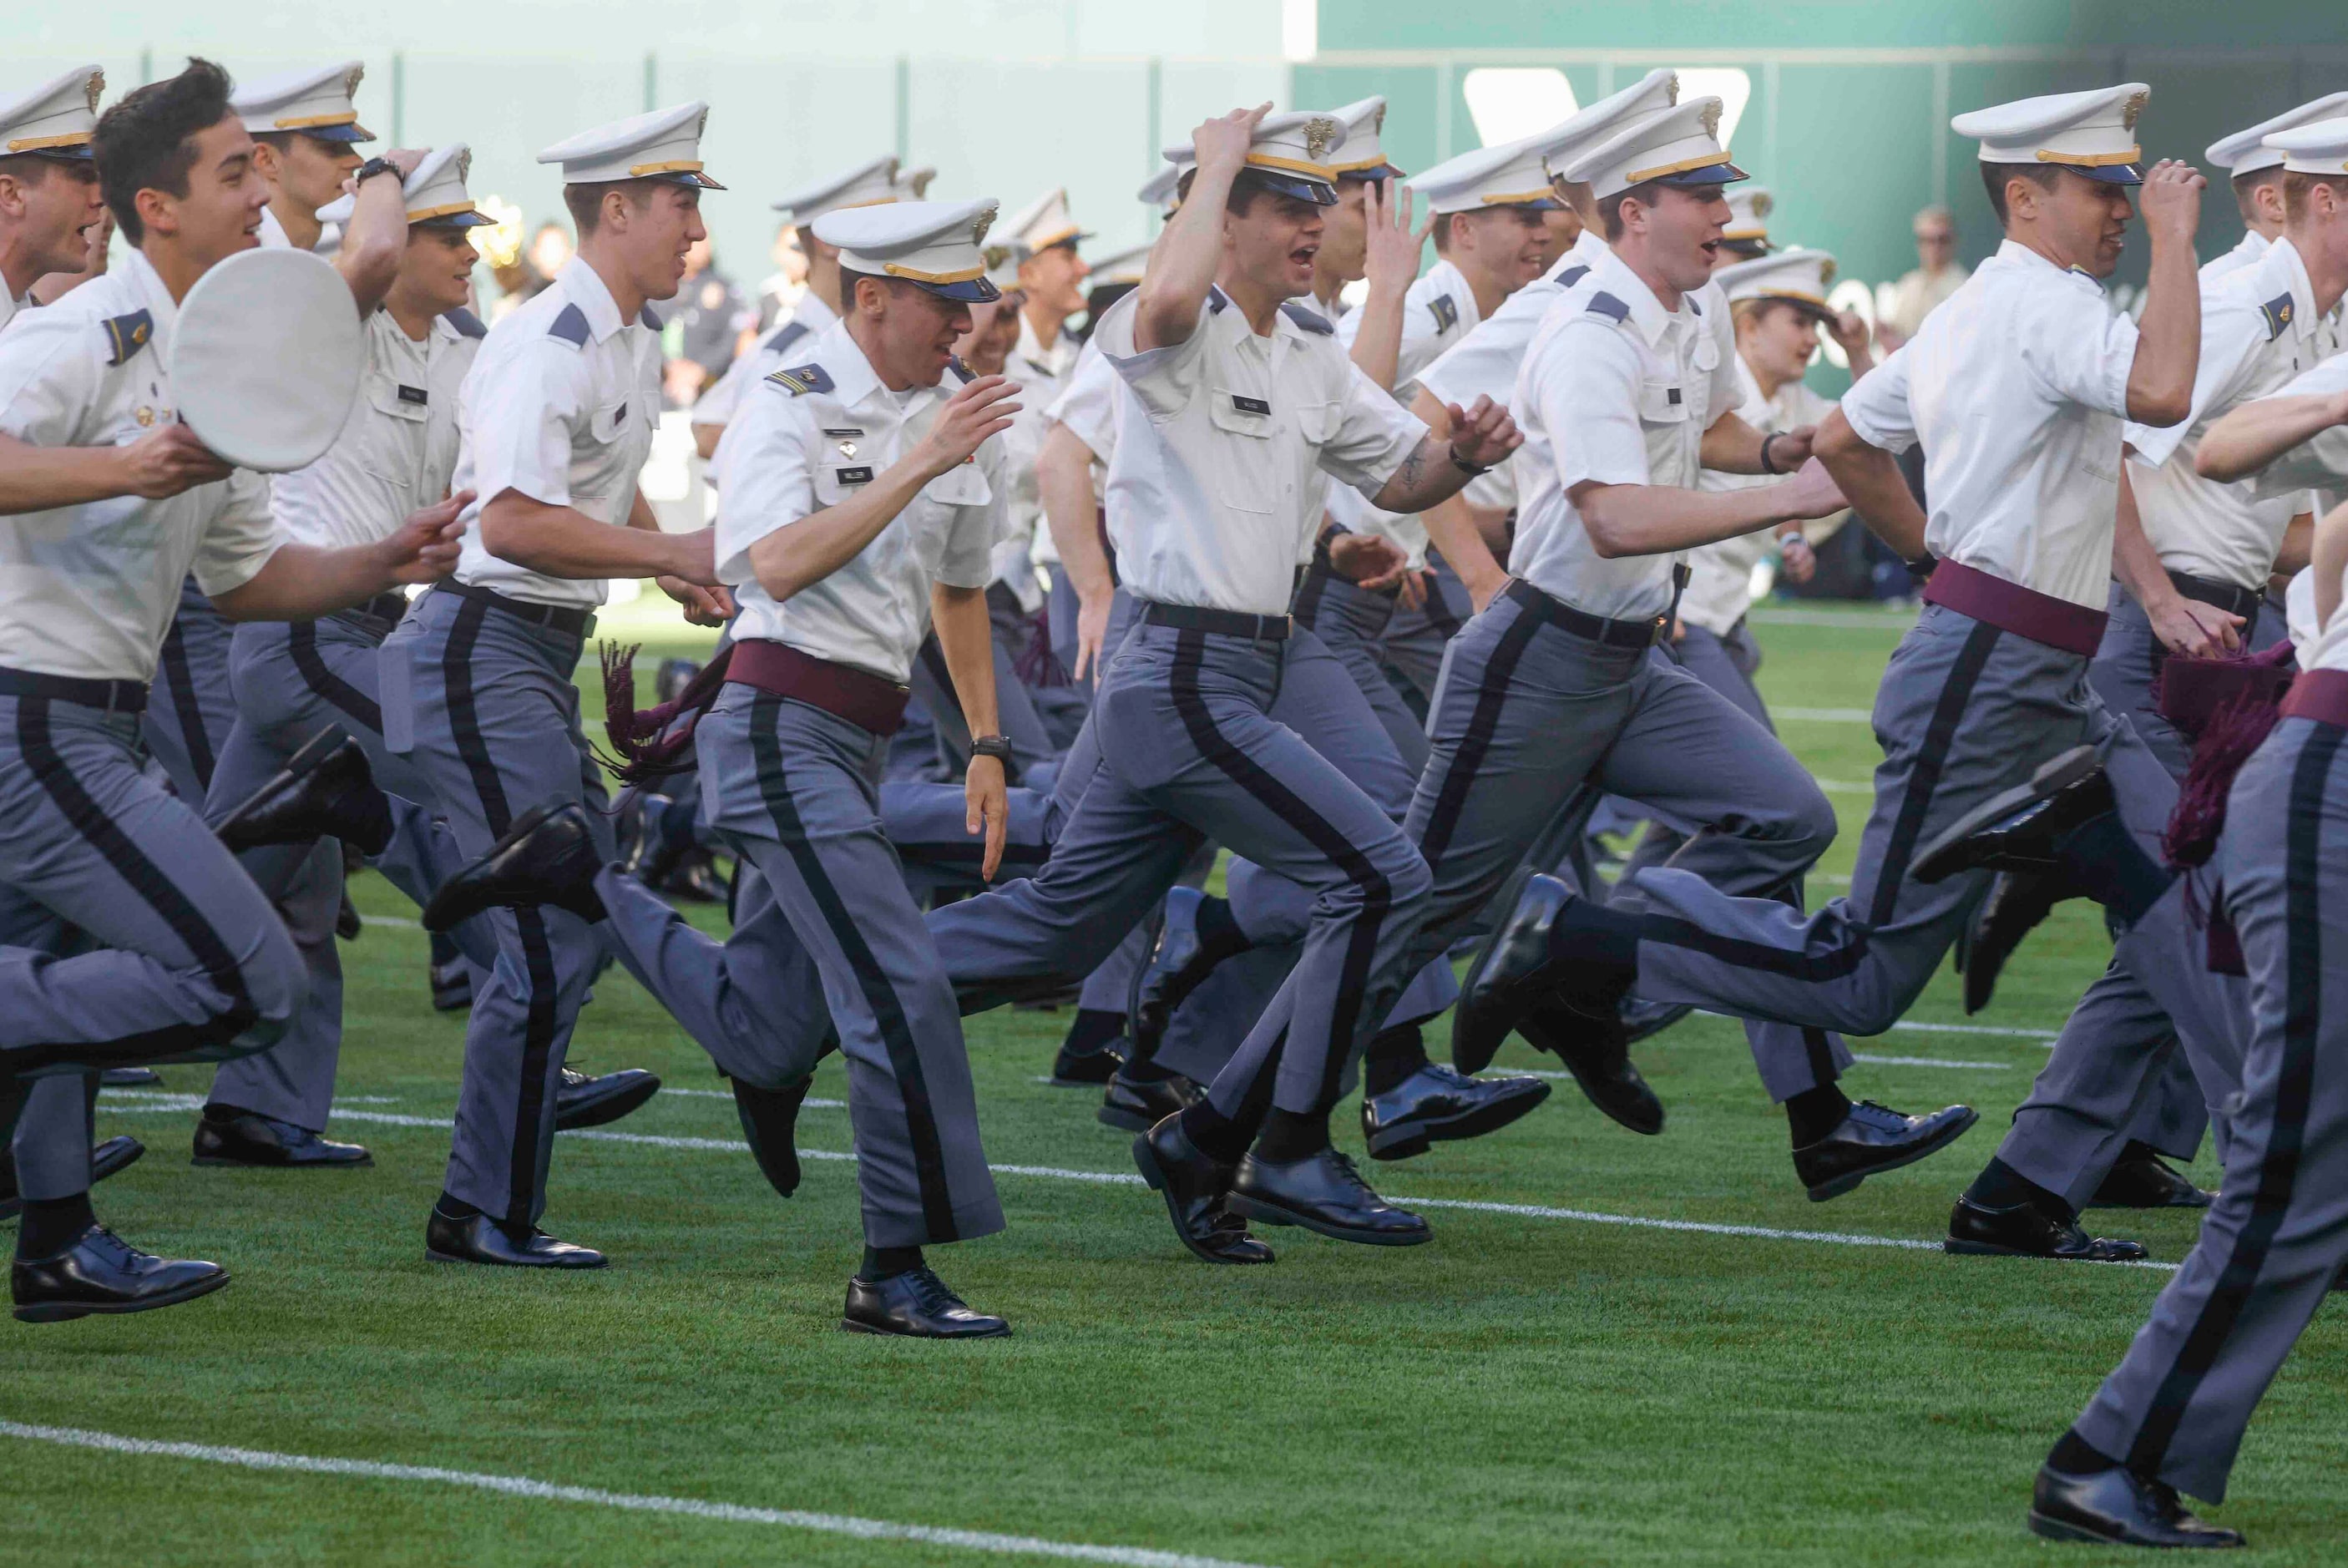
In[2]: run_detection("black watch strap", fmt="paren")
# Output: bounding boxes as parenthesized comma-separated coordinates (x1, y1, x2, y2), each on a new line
(353, 156, 401, 188)
(970, 735, 1015, 763)
(1758, 432, 1784, 475)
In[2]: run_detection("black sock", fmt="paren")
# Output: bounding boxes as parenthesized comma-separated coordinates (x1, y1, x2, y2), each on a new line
(2047, 1429, 2122, 1475)
(1965, 1156, 2074, 1221)
(1784, 1084, 1854, 1146)
(1191, 895, 1252, 964)
(433, 1191, 481, 1221)
(2054, 812, 2175, 928)
(1061, 1008, 1126, 1057)
(1178, 1100, 1251, 1165)
(1363, 1024, 1428, 1096)
(1121, 1055, 1177, 1084)
(860, 1244, 923, 1280)
(1545, 892, 1642, 969)
(18, 1192, 97, 1259)
(429, 930, 462, 968)
(1252, 1107, 1331, 1164)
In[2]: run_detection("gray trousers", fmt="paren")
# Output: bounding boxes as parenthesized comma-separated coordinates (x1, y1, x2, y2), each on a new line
(1616, 619, 1773, 883)
(383, 588, 612, 1228)
(597, 685, 1002, 1248)
(1991, 584, 2290, 1198)
(1228, 583, 1849, 1110)
(908, 591, 1058, 790)
(195, 614, 489, 1131)
(2069, 713, 2348, 1504)
(929, 616, 1435, 1122)
(1293, 564, 1431, 773)
(0, 695, 304, 1074)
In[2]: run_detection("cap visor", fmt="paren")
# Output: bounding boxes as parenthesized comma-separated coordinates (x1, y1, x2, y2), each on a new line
(917, 276, 1001, 304)
(653, 170, 728, 190)
(1653, 159, 1748, 190)
(2068, 162, 2144, 185)
(31, 144, 95, 162)
(301, 123, 372, 144)
(1245, 170, 1340, 207)
(1338, 161, 1409, 183)
(421, 210, 498, 229)
(1718, 238, 1772, 260)
(1769, 296, 1837, 323)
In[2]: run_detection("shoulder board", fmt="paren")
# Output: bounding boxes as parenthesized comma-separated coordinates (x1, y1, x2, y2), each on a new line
(945, 356, 975, 384)
(1585, 291, 1631, 324)
(639, 303, 663, 332)
(101, 309, 154, 367)
(2259, 292, 2295, 341)
(1558, 265, 1591, 289)
(1429, 294, 1460, 333)
(762, 318, 812, 356)
(1686, 291, 1703, 316)
(441, 306, 487, 340)
(1207, 286, 1229, 316)
(548, 302, 592, 347)
(1279, 299, 1334, 335)
(766, 362, 835, 397)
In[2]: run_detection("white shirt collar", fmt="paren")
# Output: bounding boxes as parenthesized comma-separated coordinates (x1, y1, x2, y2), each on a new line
(1591, 245, 1693, 349)
(122, 245, 181, 347)
(554, 256, 628, 342)
(1547, 227, 1608, 282)
(1989, 236, 2109, 294)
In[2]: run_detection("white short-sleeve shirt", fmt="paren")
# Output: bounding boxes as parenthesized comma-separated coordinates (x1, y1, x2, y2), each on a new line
(2125, 235, 2338, 590)
(1325, 258, 1485, 567)
(449, 258, 664, 609)
(690, 290, 838, 444)
(0, 248, 281, 683)
(1683, 355, 1846, 636)
(1839, 239, 2142, 609)
(274, 308, 481, 550)
(989, 312, 1082, 604)
(1510, 247, 1741, 622)
(717, 319, 1004, 685)
(2201, 230, 2270, 284)
(1091, 287, 1424, 615)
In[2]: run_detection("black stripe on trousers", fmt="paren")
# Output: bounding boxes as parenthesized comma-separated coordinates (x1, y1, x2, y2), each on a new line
(2124, 719, 2345, 1475)
(1413, 597, 1546, 874)
(1630, 619, 2005, 981)
(287, 622, 385, 735)
(747, 693, 960, 1242)
(18, 696, 259, 1050)
(442, 598, 560, 1229)
(157, 616, 218, 794)
(1168, 630, 1394, 1111)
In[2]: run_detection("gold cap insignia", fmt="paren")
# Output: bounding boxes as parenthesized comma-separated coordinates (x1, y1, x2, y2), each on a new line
(85, 70, 105, 113)
(1749, 190, 1774, 219)
(1662, 73, 1680, 104)
(1303, 116, 1338, 164)
(455, 147, 472, 183)
(2123, 89, 2148, 133)
(971, 205, 997, 246)
(1699, 101, 1723, 142)
(1820, 257, 1839, 287)
(344, 64, 365, 100)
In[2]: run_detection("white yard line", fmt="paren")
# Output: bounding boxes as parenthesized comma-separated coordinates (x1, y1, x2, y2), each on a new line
(1773, 706, 1874, 724)
(1748, 608, 1919, 630)
(1849, 1053, 2010, 1070)
(0, 1420, 1275, 1568)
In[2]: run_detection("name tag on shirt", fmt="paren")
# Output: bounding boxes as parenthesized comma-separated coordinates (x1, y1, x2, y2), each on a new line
(822, 427, 864, 438)
(1665, 388, 1682, 406)
(836, 465, 875, 485)
(1230, 394, 1272, 417)
(396, 384, 428, 406)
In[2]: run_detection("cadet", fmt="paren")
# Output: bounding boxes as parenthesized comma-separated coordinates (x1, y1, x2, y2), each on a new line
(1473, 87, 2205, 1201)
(1942, 113, 2347, 1267)
(692, 155, 896, 463)
(381, 101, 728, 1269)
(1718, 185, 1773, 261)
(928, 105, 1519, 1256)
(0, 59, 458, 1320)
(428, 198, 1023, 1338)
(2199, 95, 2348, 281)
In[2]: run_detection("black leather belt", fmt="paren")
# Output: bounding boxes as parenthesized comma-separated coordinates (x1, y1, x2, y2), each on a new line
(435, 580, 596, 638)
(329, 589, 413, 640)
(2165, 569, 2265, 625)
(1502, 577, 1666, 648)
(0, 666, 148, 713)
(1139, 599, 1292, 642)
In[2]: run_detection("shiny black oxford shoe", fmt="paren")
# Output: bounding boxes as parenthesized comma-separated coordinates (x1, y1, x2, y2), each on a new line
(1131, 1115, 1273, 1265)
(1096, 1065, 1202, 1133)
(193, 1106, 371, 1168)
(553, 1065, 661, 1131)
(731, 1074, 813, 1199)
(1960, 869, 2062, 1014)
(615, 789, 688, 888)
(12, 1225, 230, 1323)
(1945, 1196, 2148, 1262)
(217, 728, 393, 857)
(425, 1207, 606, 1269)
(2087, 1144, 2214, 1210)
(1513, 992, 1665, 1136)
(423, 802, 607, 931)
(1912, 745, 2108, 884)
(2028, 1464, 2244, 1549)
(1360, 1061, 1551, 1161)
(1794, 1100, 1977, 1201)
(842, 1267, 1009, 1338)
(1126, 885, 1212, 1061)
(1228, 1146, 1430, 1247)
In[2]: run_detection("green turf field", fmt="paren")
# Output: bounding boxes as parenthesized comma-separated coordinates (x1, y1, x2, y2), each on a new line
(5, 599, 2341, 1567)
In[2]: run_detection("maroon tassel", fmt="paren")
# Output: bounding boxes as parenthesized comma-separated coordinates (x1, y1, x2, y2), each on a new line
(593, 640, 736, 785)
(2206, 904, 2247, 976)
(1012, 603, 1070, 688)
(2155, 637, 2297, 739)
(2162, 685, 2289, 871)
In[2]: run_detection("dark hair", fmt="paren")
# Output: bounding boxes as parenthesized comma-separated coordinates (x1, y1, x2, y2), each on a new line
(1597, 179, 1667, 240)
(0, 153, 94, 191)
(1981, 161, 2062, 226)
(2233, 166, 2285, 223)
(94, 57, 235, 245)
(2284, 170, 2348, 224)
(840, 266, 883, 314)
(563, 178, 662, 238)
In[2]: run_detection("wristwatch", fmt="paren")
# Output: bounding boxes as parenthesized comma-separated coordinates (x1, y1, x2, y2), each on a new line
(970, 735, 1015, 764)
(1758, 432, 1785, 475)
(352, 156, 402, 189)
(1448, 443, 1491, 477)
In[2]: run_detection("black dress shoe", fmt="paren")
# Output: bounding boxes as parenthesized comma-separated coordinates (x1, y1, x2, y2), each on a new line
(193, 1106, 372, 1168)
(217, 730, 393, 857)
(99, 1066, 163, 1088)
(13, 1225, 230, 1323)
(841, 1267, 1010, 1338)
(655, 656, 703, 705)
(2028, 1464, 2244, 1549)
(1454, 875, 1637, 1075)
(1361, 1062, 1551, 1161)
(1912, 746, 2108, 884)
(1513, 994, 1665, 1136)
(423, 803, 607, 932)
(1131, 1115, 1273, 1265)
(616, 790, 687, 888)
(1096, 1066, 1202, 1132)
(1049, 1032, 1125, 1086)
(732, 1075, 813, 1199)
(1621, 996, 1693, 1044)
(553, 1066, 660, 1130)
(1127, 886, 1216, 1060)
(1961, 869, 2062, 1014)
(1229, 1146, 1430, 1247)
(659, 852, 729, 905)
(0, 1136, 144, 1222)
(1946, 1196, 2148, 1262)
(430, 953, 474, 1011)
(2087, 1145, 2215, 1210)
(335, 892, 363, 940)
(1794, 1100, 1978, 1201)
(424, 1207, 606, 1268)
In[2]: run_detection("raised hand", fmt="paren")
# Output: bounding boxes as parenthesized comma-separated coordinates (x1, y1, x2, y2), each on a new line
(2137, 159, 2205, 249)
(378, 488, 474, 584)
(1192, 104, 1272, 179)
(1362, 180, 1430, 298)
(1445, 395, 1522, 468)
(915, 376, 1022, 478)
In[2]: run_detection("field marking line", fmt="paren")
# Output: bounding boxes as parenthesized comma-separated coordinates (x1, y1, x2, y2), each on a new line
(1774, 706, 1874, 724)
(1748, 608, 1919, 630)
(356, 913, 423, 930)
(1849, 1053, 2010, 1070)
(0, 1419, 1276, 1568)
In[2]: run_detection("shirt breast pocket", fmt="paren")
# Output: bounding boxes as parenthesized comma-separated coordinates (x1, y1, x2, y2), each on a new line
(1207, 389, 1279, 514)
(1638, 382, 1693, 427)
(361, 377, 431, 488)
